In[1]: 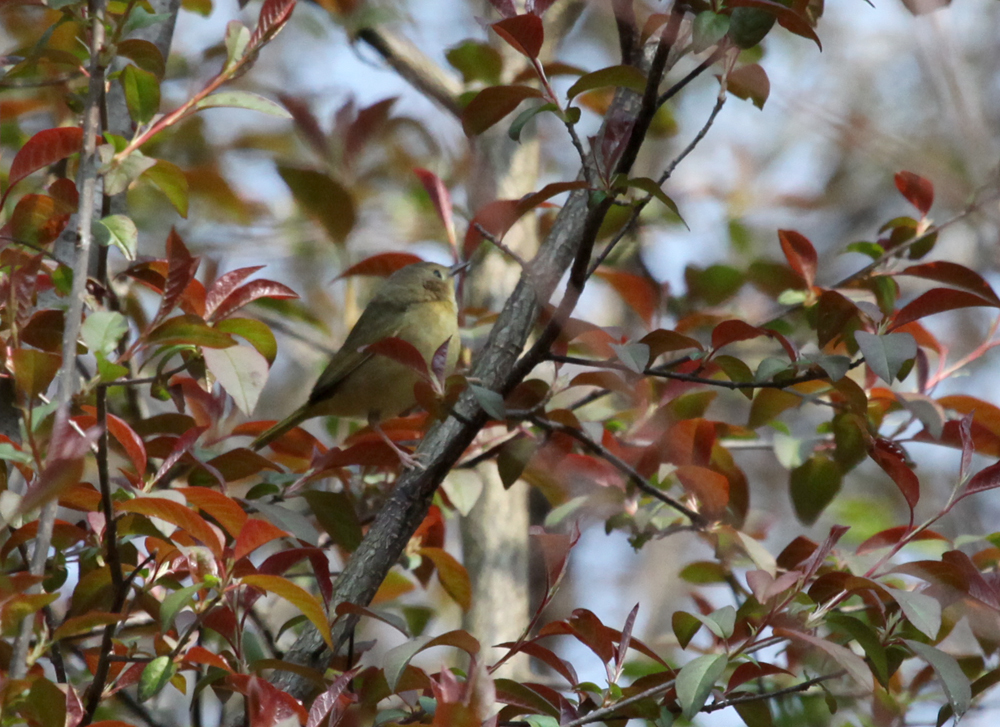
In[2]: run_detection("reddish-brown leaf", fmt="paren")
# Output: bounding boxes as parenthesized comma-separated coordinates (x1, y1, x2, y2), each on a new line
(727, 662, 793, 692)
(869, 438, 919, 515)
(711, 319, 767, 351)
(337, 252, 424, 279)
(88, 407, 146, 476)
(234, 518, 288, 562)
(675, 465, 729, 515)
(895, 171, 934, 216)
(492, 14, 544, 59)
(856, 526, 948, 555)
(778, 229, 817, 288)
(209, 278, 298, 322)
(149, 426, 207, 486)
(182, 646, 232, 672)
(464, 181, 586, 256)
(150, 229, 200, 327)
(204, 266, 265, 319)
(117, 497, 224, 556)
(249, 0, 296, 49)
(414, 168, 456, 251)
(890, 288, 999, 329)
(640, 328, 703, 358)
(595, 268, 659, 326)
(178, 486, 249, 537)
(10, 194, 71, 245)
(961, 460, 1000, 499)
(461, 84, 544, 137)
(897, 262, 1000, 305)
(364, 336, 431, 380)
(307, 668, 360, 727)
(6, 127, 84, 200)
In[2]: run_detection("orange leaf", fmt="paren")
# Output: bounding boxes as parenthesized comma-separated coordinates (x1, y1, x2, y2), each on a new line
(241, 574, 332, 649)
(419, 547, 472, 611)
(117, 497, 223, 557)
(234, 518, 288, 562)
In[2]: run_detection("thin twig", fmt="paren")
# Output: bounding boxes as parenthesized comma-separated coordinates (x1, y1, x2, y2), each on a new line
(474, 223, 531, 270)
(561, 678, 677, 727)
(657, 46, 727, 108)
(547, 353, 865, 391)
(527, 414, 705, 526)
(703, 671, 846, 712)
(10, 0, 108, 681)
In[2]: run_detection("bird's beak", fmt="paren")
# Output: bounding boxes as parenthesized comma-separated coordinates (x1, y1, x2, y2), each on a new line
(449, 260, 471, 277)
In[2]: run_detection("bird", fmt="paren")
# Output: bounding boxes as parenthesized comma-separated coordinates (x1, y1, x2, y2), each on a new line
(250, 261, 462, 466)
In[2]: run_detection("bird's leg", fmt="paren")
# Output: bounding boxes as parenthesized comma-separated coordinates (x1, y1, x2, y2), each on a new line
(369, 413, 425, 471)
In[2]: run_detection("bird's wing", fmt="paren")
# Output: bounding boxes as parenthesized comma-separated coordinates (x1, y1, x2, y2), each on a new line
(307, 298, 406, 406)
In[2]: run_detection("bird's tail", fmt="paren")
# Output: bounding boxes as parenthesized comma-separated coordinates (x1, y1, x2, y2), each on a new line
(250, 405, 309, 451)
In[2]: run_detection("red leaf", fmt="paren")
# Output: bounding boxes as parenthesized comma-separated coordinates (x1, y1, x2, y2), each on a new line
(337, 252, 424, 279)
(414, 168, 456, 251)
(461, 84, 544, 137)
(778, 229, 817, 288)
(595, 268, 659, 326)
(897, 262, 1000, 305)
(363, 336, 431, 380)
(183, 645, 232, 672)
(5, 127, 84, 202)
(249, 0, 296, 49)
(87, 407, 146, 476)
(492, 14, 544, 59)
(890, 288, 999, 329)
(307, 668, 360, 727)
(10, 194, 72, 245)
(895, 171, 934, 216)
(234, 518, 288, 562)
(496, 640, 578, 685)
(727, 662, 793, 692)
(869, 438, 919, 516)
(149, 426, 207, 486)
(150, 229, 200, 327)
(711, 319, 767, 351)
(463, 181, 587, 256)
(178, 486, 248, 537)
(961, 460, 1000, 499)
(209, 278, 298, 322)
(856, 526, 948, 555)
(675, 465, 729, 515)
(204, 266, 265, 319)
(117, 497, 224, 556)
(487, 0, 516, 17)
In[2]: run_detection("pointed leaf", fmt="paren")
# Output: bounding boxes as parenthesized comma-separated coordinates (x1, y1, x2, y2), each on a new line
(855, 331, 916, 384)
(895, 172, 934, 216)
(196, 91, 291, 118)
(337, 253, 424, 279)
(567, 65, 647, 100)
(676, 654, 727, 720)
(203, 345, 269, 415)
(492, 13, 544, 59)
(905, 640, 971, 719)
(242, 574, 332, 649)
(7, 127, 83, 196)
(461, 85, 544, 136)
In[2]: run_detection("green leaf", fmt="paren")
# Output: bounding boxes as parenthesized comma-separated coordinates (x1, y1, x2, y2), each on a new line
(905, 640, 971, 720)
(508, 102, 558, 142)
(610, 341, 650, 374)
(13, 348, 61, 400)
(160, 583, 203, 632)
(303, 491, 363, 552)
(117, 38, 166, 79)
(196, 91, 291, 118)
(623, 177, 685, 225)
(142, 159, 189, 217)
(122, 8, 172, 36)
(146, 315, 236, 349)
(81, 311, 129, 356)
(886, 587, 941, 640)
(277, 166, 356, 244)
(566, 64, 647, 101)
(676, 653, 727, 719)
(213, 318, 277, 364)
(225, 21, 251, 69)
(497, 437, 539, 489)
(672, 611, 702, 649)
(120, 64, 160, 125)
(855, 331, 917, 384)
(203, 345, 268, 415)
(789, 455, 842, 525)
(446, 41, 503, 85)
(695, 606, 737, 639)
(0, 443, 33, 465)
(470, 385, 506, 420)
(138, 655, 176, 701)
(96, 214, 138, 260)
(692, 12, 730, 53)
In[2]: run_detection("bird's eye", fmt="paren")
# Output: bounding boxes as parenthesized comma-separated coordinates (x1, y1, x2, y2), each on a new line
(433, 269, 443, 279)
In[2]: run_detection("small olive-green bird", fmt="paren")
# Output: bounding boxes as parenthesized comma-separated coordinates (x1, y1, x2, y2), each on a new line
(251, 261, 462, 456)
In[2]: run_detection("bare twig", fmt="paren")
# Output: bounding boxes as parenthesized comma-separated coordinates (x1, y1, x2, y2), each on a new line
(704, 671, 846, 712)
(561, 679, 676, 727)
(10, 0, 108, 680)
(657, 46, 727, 108)
(474, 223, 531, 270)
